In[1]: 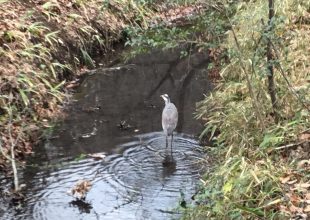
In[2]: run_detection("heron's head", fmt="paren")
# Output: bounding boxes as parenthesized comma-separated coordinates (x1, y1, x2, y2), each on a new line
(160, 94, 170, 105)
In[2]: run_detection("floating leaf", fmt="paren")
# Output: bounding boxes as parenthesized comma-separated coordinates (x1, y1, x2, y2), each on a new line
(87, 153, 106, 160)
(68, 180, 92, 200)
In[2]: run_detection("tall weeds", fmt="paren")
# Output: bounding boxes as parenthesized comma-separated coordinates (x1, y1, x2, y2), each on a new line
(0, 0, 188, 188)
(184, 0, 310, 219)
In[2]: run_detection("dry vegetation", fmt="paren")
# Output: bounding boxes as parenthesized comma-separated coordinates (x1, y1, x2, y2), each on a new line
(0, 0, 147, 170)
(0, 0, 129, 173)
(183, 0, 310, 219)
(0, 0, 202, 186)
(1, 0, 308, 218)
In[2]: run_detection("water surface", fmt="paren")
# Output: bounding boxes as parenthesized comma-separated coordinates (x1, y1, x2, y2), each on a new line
(1, 48, 212, 220)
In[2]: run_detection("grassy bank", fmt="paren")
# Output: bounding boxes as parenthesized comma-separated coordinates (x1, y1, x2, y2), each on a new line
(182, 0, 310, 219)
(0, 0, 200, 186)
(0, 0, 129, 175)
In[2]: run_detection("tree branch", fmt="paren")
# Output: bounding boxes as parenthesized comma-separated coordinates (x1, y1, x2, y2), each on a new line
(270, 42, 310, 112)
(266, 0, 280, 123)
(225, 16, 265, 129)
(7, 107, 20, 192)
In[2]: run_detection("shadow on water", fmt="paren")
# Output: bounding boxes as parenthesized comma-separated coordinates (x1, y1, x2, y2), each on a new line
(1, 47, 213, 220)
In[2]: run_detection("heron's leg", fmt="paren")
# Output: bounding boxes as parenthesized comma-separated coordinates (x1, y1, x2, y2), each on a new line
(166, 135, 168, 149)
(170, 133, 173, 158)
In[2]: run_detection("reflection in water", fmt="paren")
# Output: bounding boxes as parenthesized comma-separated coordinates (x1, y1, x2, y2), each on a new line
(1, 48, 212, 220)
(162, 154, 177, 170)
(16, 133, 205, 220)
(69, 199, 93, 214)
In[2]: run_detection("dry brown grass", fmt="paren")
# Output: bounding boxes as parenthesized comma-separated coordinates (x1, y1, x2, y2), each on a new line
(184, 0, 310, 219)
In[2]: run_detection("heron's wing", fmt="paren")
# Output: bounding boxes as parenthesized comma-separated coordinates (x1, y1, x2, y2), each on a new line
(162, 104, 178, 131)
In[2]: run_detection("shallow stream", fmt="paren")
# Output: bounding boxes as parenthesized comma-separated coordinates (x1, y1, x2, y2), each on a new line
(1, 48, 212, 220)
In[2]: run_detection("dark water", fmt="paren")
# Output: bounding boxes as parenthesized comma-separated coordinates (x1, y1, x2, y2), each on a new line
(0, 48, 212, 220)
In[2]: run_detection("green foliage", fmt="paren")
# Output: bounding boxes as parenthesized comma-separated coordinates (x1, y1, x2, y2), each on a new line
(184, 0, 310, 219)
(123, 1, 234, 59)
(80, 48, 95, 68)
(124, 26, 190, 57)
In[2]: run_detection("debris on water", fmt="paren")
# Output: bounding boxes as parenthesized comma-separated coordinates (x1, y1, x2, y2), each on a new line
(65, 80, 79, 89)
(9, 191, 26, 208)
(69, 199, 93, 214)
(162, 154, 176, 167)
(82, 106, 101, 113)
(117, 120, 132, 130)
(81, 127, 97, 138)
(74, 153, 87, 161)
(143, 100, 157, 108)
(68, 180, 92, 200)
(179, 190, 187, 208)
(87, 152, 106, 160)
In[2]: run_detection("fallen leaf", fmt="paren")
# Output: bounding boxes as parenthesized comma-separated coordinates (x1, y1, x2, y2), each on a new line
(280, 175, 291, 184)
(65, 83, 78, 89)
(286, 193, 301, 205)
(68, 179, 92, 200)
(279, 205, 290, 214)
(304, 205, 310, 212)
(299, 183, 310, 188)
(297, 160, 310, 168)
(287, 179, 298, 185)
(299, 133, 310, 142)
(289, 205, 303, 213)
(292, 182, 310, 193)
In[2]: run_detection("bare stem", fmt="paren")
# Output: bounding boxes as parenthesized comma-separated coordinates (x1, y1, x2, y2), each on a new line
(7, 107, 20, 192)
(226, 16, 265, 129)
(270, 42, 310, 112)
(266, 0, 280, 123)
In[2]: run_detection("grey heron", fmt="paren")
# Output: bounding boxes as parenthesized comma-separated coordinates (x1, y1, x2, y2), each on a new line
(160, 94, 178, 156)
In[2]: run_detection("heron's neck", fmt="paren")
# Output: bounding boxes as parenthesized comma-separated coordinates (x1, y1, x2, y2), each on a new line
(165, 98, 170, 105)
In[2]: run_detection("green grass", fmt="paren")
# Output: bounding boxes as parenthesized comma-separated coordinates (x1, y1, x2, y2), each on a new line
(182, 0, 310, 219)
(0, 0, 187, 171)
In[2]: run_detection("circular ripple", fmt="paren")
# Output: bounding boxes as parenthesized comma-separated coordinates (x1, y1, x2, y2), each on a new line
(100, 132, 205, 198)
(22, 132, 206, 220)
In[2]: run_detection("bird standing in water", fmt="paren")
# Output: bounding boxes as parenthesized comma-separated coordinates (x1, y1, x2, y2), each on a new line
(160, 94, 178, 156)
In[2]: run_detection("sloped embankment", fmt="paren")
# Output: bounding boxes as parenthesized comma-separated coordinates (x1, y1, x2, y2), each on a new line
(184, 0, 310, 219)
(0, 0, 203, 173)
(0, 0, 130, 171)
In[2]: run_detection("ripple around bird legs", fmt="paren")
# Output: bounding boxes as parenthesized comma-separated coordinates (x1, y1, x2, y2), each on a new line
(25, 132, 206, 220)
(102, 132, 205, 193)
(142, 132, 203, 164)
